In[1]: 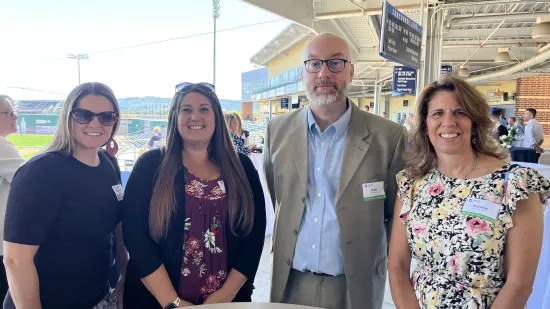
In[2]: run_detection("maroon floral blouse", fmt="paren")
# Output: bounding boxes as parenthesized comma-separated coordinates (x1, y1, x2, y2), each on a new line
(177, 169, 229, 304)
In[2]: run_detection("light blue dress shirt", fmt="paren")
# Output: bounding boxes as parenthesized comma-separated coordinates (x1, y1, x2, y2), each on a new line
(292, 103, 352, 276)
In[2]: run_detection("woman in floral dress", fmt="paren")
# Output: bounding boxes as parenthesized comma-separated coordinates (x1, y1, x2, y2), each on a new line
(388, 77, 549, 309)
(122, 83, 266, 308)
(224, 113, 256, 155)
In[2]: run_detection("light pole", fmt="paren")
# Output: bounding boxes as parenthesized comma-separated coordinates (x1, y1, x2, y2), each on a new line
(213, 0, 220, 87)
(66, 53, 89, 84)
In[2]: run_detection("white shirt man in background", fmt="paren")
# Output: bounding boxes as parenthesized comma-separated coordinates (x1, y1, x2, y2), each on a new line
(523, 108, 545, 162)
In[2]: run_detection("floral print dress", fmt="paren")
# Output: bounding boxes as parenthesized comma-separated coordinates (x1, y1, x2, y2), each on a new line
(396, 163, 550, 308)
(230, 132, 250, 155)
(178, 169, 229, 304)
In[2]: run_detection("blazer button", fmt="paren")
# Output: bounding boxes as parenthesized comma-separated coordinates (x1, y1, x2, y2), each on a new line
(287, 259, 291, 266)
(293, 229, 298, 235)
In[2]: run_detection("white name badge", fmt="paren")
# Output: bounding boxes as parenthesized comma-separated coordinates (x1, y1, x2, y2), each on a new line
(461, 198, 501, 222)
(362, 181, 386, 201)
(218, 181, 226, 193)
(112, 184, 124, 202)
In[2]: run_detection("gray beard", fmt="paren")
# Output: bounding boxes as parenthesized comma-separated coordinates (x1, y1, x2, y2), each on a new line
(306, 82, 349, 106)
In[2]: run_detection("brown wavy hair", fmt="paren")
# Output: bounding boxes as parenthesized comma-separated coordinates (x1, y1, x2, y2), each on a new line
(149, 84, 254, 241)
(405, 77, 507, 179)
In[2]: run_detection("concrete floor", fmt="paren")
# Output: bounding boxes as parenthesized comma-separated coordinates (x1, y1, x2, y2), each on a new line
(251, 237, 399, 309)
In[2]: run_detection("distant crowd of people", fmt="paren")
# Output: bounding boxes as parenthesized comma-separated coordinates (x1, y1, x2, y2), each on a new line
(0, 32, 548, 309)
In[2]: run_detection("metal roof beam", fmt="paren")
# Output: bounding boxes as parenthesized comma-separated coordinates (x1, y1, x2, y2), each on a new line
(259, 31, 310, 66)
(444, 27, 533, 39)
(448, 12, 550, 27)
(239, 0, 315, 32)
(314, 4, 421, 20)
(329, 19, 361, 55)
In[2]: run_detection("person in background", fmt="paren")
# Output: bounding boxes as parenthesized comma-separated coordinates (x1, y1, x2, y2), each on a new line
(382, 111, 388, 119)
(496, 108, 508, 127)
(233, 113, 256, 151)
(404, 115, 416, 133)
(0, 95, 24, 308)
(3, 83, 127, 309)
(515, 117, 526, 139)
(122, 83, 266, 308)
(507, 117, 516, 129)
(140, 127, 163, 155)
(491, 108, 508, 140)
(148, 127, 162, 149)
(225, 113, 255, 155)
(523, 108, 545, 161)
(389, 77, 548, 308)
(363, 105, 370, 113)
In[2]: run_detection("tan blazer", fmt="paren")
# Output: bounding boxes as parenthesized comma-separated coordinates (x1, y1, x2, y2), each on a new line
(263, 103, 406, 309)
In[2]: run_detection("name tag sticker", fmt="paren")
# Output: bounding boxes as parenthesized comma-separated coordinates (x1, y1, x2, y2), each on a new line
(362, 181, 386, 201)
(461, 198, 501, 222)
(112, 184, 124, 202)
(218, 181, 226, 193)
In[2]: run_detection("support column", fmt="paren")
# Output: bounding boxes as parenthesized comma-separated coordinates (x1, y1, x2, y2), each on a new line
(269, 100, 273, 122)
(374, 83, 382, 116)
(419, 6, 444, 96)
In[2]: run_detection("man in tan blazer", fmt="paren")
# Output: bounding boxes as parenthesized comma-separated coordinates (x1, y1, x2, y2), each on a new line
(263, 33, 406, 309)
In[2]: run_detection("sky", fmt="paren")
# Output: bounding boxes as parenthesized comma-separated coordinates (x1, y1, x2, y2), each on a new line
(0, 0, 289, 101)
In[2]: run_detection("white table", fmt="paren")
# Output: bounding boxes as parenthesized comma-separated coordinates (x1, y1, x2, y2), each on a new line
(513, 162, 550, 308)
(195, 304, 322, 309)
(250, 153, 275, 236)
(512, 161, 550, 181)
(528, 207, 550, 309)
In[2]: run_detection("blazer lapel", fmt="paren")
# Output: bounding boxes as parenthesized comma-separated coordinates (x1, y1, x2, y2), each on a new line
(336, 104, 370, 204)
(288, 108, 309, 193)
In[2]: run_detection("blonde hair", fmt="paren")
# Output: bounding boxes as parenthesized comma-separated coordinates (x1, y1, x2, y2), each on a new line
(153, 126, 161, 134)
(41, 82, 120, 155)
(233, 113, 244, 136)
(224, 113, 238, 134)
(405, 77, 507, 179)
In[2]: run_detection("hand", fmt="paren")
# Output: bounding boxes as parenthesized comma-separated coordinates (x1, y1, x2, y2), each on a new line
(109, 277, 125, 309)
(250, 144, 257, 151)
(202, 288, 233, 304)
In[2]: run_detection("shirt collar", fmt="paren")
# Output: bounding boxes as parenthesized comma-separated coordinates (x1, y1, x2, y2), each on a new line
(307, 98, 352, 137)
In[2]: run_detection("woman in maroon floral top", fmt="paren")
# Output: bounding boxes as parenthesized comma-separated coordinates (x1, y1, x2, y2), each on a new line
(122, 83, 266, 308)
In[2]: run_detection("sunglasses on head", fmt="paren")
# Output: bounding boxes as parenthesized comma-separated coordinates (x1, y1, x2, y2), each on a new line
(71, 108, 119, 126)
(175, 82, 215, 93)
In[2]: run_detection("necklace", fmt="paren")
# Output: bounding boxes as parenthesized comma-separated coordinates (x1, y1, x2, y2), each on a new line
(438, 156, 478, 199)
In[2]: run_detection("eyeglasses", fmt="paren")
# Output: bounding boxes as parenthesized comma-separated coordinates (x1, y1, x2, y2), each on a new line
(1, 111, 16, 118)
(71, 108, 119, 126)
(304, 59, 349, 73)
(175, 82, 215, 93)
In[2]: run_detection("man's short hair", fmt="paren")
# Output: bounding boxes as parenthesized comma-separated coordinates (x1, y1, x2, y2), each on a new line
(526, 108, 537, 118)
(363, 105, 369, 111)
(509, 117, 516, 122)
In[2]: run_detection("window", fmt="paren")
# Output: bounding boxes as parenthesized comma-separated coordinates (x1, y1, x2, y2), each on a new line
(289, 68, 296, 81)
(282, 72, 289, 82)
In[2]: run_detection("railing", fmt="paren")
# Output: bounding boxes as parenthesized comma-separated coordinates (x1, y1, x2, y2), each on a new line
(248, 76, 302, 96)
